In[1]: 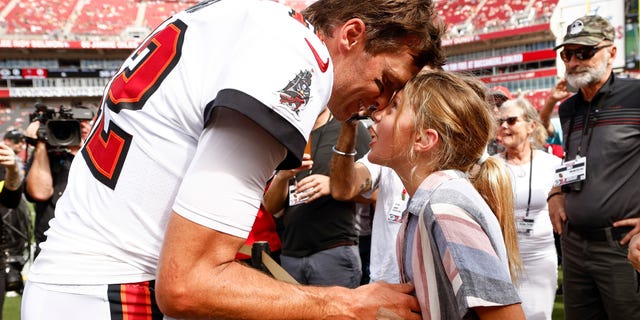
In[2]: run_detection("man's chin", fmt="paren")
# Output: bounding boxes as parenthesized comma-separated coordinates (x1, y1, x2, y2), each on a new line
(566, 76, 588, 90)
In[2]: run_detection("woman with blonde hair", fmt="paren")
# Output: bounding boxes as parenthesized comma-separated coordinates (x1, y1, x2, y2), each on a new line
(495, 97, 561, 320)
(366, 70, 524, 319)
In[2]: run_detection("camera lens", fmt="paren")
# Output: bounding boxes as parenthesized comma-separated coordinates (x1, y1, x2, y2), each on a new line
(46, 120, 81, 146)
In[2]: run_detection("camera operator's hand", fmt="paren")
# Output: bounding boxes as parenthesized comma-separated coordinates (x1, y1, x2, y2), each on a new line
(25, 120, 40, 139)
(25, 120, 47, 145)
(0, 143, 22, 190)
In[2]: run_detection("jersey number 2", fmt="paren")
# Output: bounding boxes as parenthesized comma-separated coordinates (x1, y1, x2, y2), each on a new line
(82, 20, 187, 189)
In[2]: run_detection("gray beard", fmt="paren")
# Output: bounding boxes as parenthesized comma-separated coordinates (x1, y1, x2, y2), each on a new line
(565, 54, 608, 89)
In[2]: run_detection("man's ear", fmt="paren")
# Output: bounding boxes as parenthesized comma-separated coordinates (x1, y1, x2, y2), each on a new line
(609, 45, 617, 62)
(414, 128, 439, 153)
(336, 18, 366, 53)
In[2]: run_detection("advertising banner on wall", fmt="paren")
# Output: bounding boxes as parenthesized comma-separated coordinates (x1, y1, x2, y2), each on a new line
(550, 0, 626, 74)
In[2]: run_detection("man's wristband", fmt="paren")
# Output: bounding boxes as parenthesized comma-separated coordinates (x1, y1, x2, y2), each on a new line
(547, 191, 563, 202)
(25, 136, 40, 146)
(331, 145, 357, 157)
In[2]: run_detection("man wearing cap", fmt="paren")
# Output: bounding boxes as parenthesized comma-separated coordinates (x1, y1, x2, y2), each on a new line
(3, 129, 26, 173)
(548, 15, 640, 319)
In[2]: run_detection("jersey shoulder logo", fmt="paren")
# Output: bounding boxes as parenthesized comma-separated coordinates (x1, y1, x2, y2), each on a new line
(305, 38, 329, 73)
(279, 70, 312, 114)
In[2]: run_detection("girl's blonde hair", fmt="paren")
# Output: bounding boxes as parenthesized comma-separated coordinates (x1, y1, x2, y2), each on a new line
(401, 70, 522, 281)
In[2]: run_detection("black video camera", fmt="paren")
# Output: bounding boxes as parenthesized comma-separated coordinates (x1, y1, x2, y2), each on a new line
(29, 103, 94, 147)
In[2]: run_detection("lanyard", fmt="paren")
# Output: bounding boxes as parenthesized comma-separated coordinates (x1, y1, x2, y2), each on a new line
(506, 148, 533, 217)
(563, 90, 610, 162)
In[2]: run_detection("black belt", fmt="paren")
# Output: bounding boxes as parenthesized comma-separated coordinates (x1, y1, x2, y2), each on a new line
(323, 241, 357, 250)
(568, 224, 633, 242)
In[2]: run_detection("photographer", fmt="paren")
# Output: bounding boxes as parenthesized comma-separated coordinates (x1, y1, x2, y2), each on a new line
(24, 104, 94, 258)
(0, 142, 25, 319)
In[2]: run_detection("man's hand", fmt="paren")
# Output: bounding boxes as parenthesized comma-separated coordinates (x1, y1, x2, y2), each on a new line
(548, 192, 566, 234)
(0, 144, 17, 169)
(613, 217, 640, 245)
(549, 79, 573, 102)
(628, 233, 640, 272)
(345, 282, 421, 320)
(25, 121, 41, 139)
(276, 153, 314, 181)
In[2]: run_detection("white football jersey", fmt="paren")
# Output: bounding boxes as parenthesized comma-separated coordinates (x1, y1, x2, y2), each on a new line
(28, 0, 332, 285)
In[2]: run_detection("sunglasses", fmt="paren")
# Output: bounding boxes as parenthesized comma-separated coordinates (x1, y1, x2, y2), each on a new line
(560, 44, 612, 62)
(497, 116, 519, 126)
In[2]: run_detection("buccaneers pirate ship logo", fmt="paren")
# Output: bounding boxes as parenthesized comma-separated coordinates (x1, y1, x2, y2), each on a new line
(279, 70, 312, 114)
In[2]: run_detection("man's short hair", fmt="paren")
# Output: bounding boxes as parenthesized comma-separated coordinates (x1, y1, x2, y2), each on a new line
(3, 129, 24, 143)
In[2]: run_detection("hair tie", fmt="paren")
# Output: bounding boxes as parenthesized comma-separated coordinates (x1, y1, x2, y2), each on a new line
(478, 150, 490, 165)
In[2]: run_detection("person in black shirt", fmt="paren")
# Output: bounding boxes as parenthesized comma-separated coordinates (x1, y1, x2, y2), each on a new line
(0, 142, 25, 319)
(549, 15, 640, 319)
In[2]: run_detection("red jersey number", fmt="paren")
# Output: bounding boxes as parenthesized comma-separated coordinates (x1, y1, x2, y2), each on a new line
(82, 20, 187, 189)
(106, 20, 187, 112)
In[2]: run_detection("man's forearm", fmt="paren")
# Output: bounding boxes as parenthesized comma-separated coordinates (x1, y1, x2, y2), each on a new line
(3, 161, 23, 191)
(25, 142, 54, 200)
(156, 212, 420, 319)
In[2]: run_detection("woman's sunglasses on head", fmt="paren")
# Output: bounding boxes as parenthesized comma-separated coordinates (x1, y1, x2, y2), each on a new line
(560, 44, 612, 62)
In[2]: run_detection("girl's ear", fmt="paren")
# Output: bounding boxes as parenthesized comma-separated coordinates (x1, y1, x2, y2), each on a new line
(414, 128, 439, 153)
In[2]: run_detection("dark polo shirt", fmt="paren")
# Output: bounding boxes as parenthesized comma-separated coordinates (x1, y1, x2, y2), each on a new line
(559, 73, 640, 227)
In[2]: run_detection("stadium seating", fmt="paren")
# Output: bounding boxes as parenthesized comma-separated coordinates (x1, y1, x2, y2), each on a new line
(71, 0, 138, 36)
(471, 0, 530, 33)
(144, 1, 194, 31)
(4, 0, 79, 35)
(0, 0, 559, 39)
(436, 0, 479, 29)
(524, 89, 551, 111)
(532, 0, 558, 24)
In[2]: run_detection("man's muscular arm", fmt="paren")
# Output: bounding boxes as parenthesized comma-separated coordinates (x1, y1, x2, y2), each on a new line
(156, 212, 421, 319)
(330, 121, 373, 201)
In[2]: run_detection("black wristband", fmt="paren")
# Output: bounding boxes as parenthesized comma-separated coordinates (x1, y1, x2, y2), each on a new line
(25, 137, 39, 146)
(546, 191, 563, 202)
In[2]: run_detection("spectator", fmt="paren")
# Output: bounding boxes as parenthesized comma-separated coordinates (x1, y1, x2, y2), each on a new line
(368, 70, 524, 319)
(549, 14, 640, 319)
(3, 129, 26, 172)
(539, 79, 570, 286)
(21, 0, 446, 319)
(23, 105, 94, 258)
(331, 120, 409, 284)
(488, 85, 512, 113)
(539, 79, 571, 158)
(354, 201, 375, 284)
(495, 97, 561, 320)
(263, 107, 371, 288)
(486, 86, 512, 155)
(0, 142, 26, 320)
(539, 79, 571, 142)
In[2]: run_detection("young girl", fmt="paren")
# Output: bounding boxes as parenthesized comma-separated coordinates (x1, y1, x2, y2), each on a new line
(367, 70, 524, 319)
